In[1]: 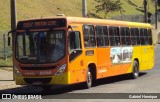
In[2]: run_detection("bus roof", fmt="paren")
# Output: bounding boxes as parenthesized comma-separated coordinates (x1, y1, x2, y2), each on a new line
(66, 17, 152, 29)
(18, 16, 152, 29)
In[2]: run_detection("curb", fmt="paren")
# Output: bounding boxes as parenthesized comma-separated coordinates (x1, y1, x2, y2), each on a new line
(0, 83, 22, 90)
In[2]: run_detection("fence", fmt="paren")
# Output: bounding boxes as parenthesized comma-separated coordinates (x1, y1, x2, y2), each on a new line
(0, 31, 13, 67)
(111, 13, 160, 24)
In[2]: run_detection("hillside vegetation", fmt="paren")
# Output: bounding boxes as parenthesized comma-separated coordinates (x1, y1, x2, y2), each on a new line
(0, 0, 155, 30)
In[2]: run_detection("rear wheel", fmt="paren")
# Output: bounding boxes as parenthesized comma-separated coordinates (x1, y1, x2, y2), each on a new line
(131, 60, 139, 79)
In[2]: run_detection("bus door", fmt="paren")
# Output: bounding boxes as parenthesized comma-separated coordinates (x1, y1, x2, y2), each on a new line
(68, 24, 86, 84)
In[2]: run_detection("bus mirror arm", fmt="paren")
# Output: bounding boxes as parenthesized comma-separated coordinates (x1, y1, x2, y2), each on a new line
(8, 36, 11, 46)
(8, 30, 16, 46)
(68, 25, 73, 31)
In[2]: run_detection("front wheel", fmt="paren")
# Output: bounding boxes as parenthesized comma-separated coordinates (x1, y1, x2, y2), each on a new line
(85, 68, 92, 89)
(131, 60, 139, 79)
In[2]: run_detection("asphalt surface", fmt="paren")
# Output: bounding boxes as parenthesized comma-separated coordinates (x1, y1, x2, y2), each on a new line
(0, 45, 160, 102)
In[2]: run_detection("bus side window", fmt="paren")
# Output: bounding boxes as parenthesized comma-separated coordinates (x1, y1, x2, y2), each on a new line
(114, 27, 120, 46)
(109, 26, 116, 46)
(69, 31, 82, 62)
(140, 29, 145, 45)
(103, 26, 109, 46)
(120, 27, 126, 46)
(148, 29, 152, 45)
(144, 29, 149, 45)
(96, 26, 105, 47)
(96, 26, 109, 47)
(131, 28, 139, 46)
(69, 31, 82, 53)
(135, 28, 140, 45)
(120, 27, 131, 46)
(83, 25, 96, 48)
(126, 28, 131, 45)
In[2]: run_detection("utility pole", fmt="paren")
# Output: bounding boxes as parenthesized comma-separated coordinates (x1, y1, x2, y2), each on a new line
(155, 0, 158, 29)
(10, 0, 17, 80)
(11, 0, 17, 31)
(82, 0, 87, 17)
(144, 0, 147, 23)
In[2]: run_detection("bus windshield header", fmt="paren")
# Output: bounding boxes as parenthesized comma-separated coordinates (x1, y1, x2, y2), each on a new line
(17, 19, 66, 30)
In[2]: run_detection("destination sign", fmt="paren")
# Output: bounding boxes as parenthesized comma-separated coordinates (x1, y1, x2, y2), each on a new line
(17, 19, 66, 30)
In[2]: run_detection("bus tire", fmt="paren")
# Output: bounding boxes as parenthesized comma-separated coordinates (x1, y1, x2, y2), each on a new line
(131, 60, 139, 79)
(85, 68, 92, 88)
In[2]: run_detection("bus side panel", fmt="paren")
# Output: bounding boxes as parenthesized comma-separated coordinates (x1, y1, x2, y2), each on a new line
(140, 45, 154, 71)
(147, 45, 154, 70)
(96, 47, 111, 79)
(108, 47, 132, 77)
(127, 46, 141, 73)
(140, 46, 149, 70)
(96, 47, 133, 78)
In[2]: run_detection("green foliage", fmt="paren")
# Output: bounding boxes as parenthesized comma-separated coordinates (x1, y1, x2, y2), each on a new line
(157, 0, 160, 6)
(95, 0, 125, 18)
(0, 0, 155, 30)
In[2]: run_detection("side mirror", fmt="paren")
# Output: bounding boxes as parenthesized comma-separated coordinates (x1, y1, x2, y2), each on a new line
(8, 36, 11, 46)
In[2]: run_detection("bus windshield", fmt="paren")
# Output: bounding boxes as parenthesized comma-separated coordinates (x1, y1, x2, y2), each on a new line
(16, 30, 65, 64)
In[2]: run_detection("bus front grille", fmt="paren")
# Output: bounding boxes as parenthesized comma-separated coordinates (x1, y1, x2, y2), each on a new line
(21, 66, 56, 70)
(23, 78, 52, 84)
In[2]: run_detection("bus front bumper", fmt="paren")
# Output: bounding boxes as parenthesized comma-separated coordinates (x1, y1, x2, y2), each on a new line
(15, 72, 70, 85)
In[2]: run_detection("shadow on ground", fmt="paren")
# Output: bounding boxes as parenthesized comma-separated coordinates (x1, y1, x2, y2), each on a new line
(0, 72, 147, 98)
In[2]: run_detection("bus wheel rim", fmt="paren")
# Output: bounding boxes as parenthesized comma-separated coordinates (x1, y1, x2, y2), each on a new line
(88, 72, 92, 84)
(134, 62, 138, 77)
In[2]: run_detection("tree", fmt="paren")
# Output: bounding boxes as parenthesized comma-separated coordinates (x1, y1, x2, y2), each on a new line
(95, 0, 125, 18)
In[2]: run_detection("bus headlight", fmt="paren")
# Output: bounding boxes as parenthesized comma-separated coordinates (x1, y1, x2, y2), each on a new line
(55, 64, 66, 75)
(14, 66, 21, 76)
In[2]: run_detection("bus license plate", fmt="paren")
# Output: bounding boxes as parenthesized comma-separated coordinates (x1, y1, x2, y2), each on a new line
(33, 82, 43, 85)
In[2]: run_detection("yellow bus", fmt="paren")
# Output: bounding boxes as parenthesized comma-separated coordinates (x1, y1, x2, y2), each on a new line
(8, 16, 154, 90)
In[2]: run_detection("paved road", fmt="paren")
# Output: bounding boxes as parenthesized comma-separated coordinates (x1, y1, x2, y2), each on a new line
(1, 45, 160, 102)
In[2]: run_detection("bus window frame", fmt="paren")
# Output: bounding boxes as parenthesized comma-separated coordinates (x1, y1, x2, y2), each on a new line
(148, 29, 153, 45)
(108, 26, 122, 47)
(130, 28, 141, 46)
(83, 25, 96, 48)
(95, 25, 109, 48)
(68, 31, 82, 62)
(120, 27, 131, 46)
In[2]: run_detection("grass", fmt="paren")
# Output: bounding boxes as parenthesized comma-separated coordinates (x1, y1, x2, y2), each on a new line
(0, 0, 156, 30)
(0, 59, 13, 66)
(0, 67, 13, 71)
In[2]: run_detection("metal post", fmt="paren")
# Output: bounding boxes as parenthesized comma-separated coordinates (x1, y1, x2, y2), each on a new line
(11, 0, 17, 80)
(155, 0, 158, 29)
(144, 0, 147, 23)
(11, 0, 17, 31)
(3, 34, 7, 60)
(82, 0, 87, 17)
